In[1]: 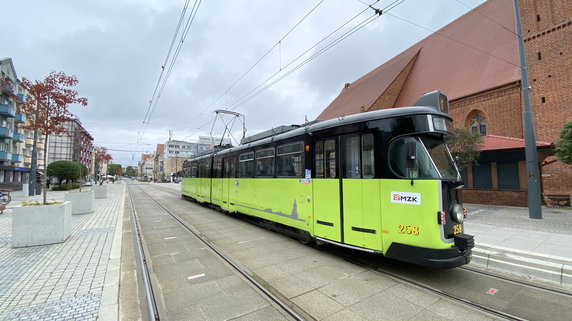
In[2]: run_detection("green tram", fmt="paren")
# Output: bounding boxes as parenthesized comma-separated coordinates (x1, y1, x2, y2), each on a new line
(181, 91, 474, 268)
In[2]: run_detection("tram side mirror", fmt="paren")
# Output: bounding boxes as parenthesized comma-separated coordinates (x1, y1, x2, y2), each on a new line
(406, 141, 417, 170)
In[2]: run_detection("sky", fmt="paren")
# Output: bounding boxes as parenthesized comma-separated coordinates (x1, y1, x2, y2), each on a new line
(2, 0, 487, 167)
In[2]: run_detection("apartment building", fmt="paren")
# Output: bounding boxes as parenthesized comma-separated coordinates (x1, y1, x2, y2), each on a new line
(0, 58, 47, 190)
(1, 58, 95, 190)
(47, 118, 95, 177)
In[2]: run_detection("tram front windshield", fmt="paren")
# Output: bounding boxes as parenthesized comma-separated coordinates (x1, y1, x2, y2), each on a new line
(390, 135, 459, 180)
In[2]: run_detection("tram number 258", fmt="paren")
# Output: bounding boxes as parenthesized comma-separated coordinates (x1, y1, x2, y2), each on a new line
(398, 224, 420, 235)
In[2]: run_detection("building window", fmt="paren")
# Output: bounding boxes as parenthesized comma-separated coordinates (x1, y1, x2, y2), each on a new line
(470, 114, 487, 136)
(472, 163, 492, 189)
(497, 162, 520, 190)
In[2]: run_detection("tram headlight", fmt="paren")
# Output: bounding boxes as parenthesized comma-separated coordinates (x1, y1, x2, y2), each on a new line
(451, 203, 464, 223)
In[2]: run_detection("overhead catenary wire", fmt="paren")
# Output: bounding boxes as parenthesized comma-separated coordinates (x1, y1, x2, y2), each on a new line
(453, 0, 517, 36)
(209, 1, 401, 119)
(191, 1, 388, 133)
(384, 11, 520, 68)
(180, 0, 329, 135)
(137, 0, 202, 145)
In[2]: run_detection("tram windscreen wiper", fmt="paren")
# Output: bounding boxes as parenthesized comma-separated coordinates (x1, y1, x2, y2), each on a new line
(421, 137, 459, 180)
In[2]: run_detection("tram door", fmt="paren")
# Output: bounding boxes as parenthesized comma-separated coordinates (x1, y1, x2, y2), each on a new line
(212, 158, 223, 206)
(222, 157, 233, 210)
(341, 134, 383, 251)
(313, 139, 342, 242)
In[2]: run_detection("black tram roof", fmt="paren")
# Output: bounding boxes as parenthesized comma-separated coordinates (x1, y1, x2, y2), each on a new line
(189, 106, 450, 162)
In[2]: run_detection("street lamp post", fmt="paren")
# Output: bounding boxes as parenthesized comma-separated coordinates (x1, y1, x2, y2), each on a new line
(28, 101, 40, 196)
(513, 0, 542, 219)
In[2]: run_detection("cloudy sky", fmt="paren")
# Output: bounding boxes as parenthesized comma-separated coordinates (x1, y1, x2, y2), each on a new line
(2, 0, 486, 167)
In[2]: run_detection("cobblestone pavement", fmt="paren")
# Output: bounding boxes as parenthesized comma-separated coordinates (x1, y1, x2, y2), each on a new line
(0, 184, 124, 321)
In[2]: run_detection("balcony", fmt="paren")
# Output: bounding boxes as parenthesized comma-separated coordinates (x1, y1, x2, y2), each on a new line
(0, 103, 16, 118)
(15, 113, 26, 123)
(24, 155, 31, 165)
(0, 127, 13, 139)
(25, 137, 33, 146)
(13, 132, 24, 142)
(1, 82, 14, 94)
(16, 93, 26, 103)
(11, 153, 23, 163)
(0, 151, 13, 162)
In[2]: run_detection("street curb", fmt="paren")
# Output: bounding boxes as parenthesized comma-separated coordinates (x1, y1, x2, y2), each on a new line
(471, 244, 572, 287)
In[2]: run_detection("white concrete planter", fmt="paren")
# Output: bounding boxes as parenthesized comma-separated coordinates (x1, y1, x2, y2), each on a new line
(22, 183, 29, 196)
(92, 185, 107, 199)
(12, 201, 72, 248)
(65, 191, 95, 215)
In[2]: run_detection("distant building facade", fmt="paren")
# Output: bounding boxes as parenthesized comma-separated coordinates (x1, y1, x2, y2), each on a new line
(47, 118, 95, 177)
(163, 137, 231, 176)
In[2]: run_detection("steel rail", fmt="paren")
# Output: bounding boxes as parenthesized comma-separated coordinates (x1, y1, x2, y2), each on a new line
(127, 185, 161, 321)
(460, 266, 572, 297)
(370, 267, 527, 321)
(131, 184, 308, 321)
(143, 185, 571, 320)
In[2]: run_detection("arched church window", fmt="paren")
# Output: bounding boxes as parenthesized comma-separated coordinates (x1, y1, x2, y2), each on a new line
(470, 114, 486, 136)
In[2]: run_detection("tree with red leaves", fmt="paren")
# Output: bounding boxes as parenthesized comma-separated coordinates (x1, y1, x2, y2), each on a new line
(94, 146, 113, 183)
(20, 71, 88, 202)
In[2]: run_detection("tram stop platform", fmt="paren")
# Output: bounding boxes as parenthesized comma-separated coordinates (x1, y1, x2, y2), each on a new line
(0, 182, 570, 321)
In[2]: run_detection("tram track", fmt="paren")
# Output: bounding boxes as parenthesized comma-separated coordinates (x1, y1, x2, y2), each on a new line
(127, 183, 161, 321)
(126, 183, 309, 321)
(143, 184, 572, 321)
(459, 266, 572, 297)
(322, 246, 572, 321)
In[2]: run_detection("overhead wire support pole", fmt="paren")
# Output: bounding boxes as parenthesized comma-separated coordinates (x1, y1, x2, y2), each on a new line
(513, 0, 542, 219)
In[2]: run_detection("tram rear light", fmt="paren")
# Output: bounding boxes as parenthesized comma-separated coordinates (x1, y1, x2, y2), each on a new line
(463, 207, 468, 219)
(305, 145, 310, 152)
(438, 211, 446, 225)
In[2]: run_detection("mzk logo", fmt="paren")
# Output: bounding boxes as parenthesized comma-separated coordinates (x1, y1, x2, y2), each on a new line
(391, 192, 421, 205)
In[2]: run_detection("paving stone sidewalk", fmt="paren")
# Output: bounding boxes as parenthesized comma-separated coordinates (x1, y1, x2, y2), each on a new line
(0, 183, 125, 321)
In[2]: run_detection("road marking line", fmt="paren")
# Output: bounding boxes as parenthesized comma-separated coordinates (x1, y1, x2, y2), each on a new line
(187, 273, 206, 280)
(164, 236, 177, 240)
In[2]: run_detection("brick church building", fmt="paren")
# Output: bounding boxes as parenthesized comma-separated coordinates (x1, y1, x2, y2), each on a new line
(317, 0, 571, 206)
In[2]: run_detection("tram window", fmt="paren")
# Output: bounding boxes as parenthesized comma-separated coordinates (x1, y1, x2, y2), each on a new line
(325, 140, 336, 178)
(214, 158, 223, 178)
(362, 134, 375, 178)
(277, 142, 304, 177)
(344, 136, 361, 178)
(199, 160, 211, 178)
(315, 141, 324, 178)
(191, 166, 197, 178)
(255, 148, 275, 177)
(238, 152, 254, 177)
(389, 137, 440, 179)
(223, 157, 233, 178)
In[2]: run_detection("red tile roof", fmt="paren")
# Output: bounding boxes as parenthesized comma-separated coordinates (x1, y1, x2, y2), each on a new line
(318, 0, 520, 120)
(482, 135, 553, 151)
